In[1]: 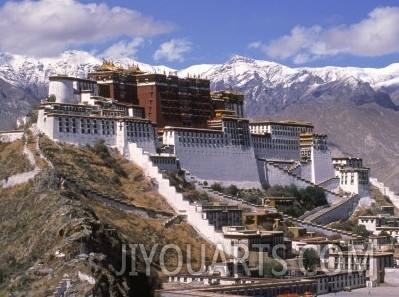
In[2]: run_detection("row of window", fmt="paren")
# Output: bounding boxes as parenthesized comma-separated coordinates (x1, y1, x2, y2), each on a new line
(75, 81, 96, 93)
(126, 122, 153, 139)
(150, 157, 176, 164)
(58, 117, 116, 135)
(52, 104, 91, 113)
(57, 117, 155, 139)
(250, 125, 313, 135)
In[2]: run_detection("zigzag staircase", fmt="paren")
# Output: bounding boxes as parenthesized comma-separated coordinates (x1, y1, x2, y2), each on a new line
(265, 160, 357, 223)
(125, 143, 235, 252)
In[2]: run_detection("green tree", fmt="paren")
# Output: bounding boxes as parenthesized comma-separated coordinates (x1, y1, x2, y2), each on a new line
(301, 248, 319, 273)
(352, 224, 371, 237)
(262, 258, 284, 278)
(226, 184, 239, 196)
(210, 182, 223, 192)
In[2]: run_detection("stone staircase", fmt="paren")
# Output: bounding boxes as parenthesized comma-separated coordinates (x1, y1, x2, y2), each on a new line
(124, 143, 236, 253)
(184, 171, 275, 213)
(287, 161, 301, 174)
(370, 177, 399, 209)
(266, 160, 345, 204)
(265, 160, 361, 224)
(281, 213, 356, 239)
(302, 194, 359, 224)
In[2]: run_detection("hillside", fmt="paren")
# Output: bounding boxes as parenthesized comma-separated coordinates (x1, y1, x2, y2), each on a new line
(0, 131, 216, 296)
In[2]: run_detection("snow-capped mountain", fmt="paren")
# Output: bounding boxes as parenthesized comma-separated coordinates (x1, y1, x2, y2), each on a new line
(1, 51, 398, 117)
(1, 51, 399, 192)
(0, 50, 175, 99)
(0, 50, 175, 130)
(179, 55, 399, 117)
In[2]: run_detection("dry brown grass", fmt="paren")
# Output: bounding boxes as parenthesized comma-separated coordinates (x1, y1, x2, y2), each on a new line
(38, 135, 174, 214)
(0, 135, 223, 295)
(0, 139, 33, 180)
(25, 130, 48, 169)
(87, 195, 218, 278)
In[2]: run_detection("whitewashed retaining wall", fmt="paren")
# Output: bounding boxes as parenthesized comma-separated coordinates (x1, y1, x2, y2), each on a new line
(173, 143, 261, 189)
(312, 149, 335, 184)
(311, 195, 360, 225)
(0, 141, 41, 188)
(0, 131, 24, 142)
(317, 177, 340, 191)
(370, 177, 399, 209)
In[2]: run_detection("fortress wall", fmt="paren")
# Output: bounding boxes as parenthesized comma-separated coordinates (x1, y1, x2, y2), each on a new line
(265, 162, 342, 204)
(37, 109, 55, 139)
(39, 115, 117, 147)
(174, 142, 261, 188)
(313, 149, 335, 184)
(318, 177, 340, 191)
(127, 137, 157, 155)
(300, 162, 312, 182)
(251, 134, 300, 161)
(325, 192, 342, 204)
(53, 129, 117, 147)
(291, 165, 301, 176)
(125, 121, 158, 154)
(313, 195, 360, 225)
(150, 156, 178, 172)
(265, 163, 311, 188)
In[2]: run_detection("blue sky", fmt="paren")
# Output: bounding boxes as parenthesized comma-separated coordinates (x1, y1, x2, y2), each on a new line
(0, 0, 399, 69)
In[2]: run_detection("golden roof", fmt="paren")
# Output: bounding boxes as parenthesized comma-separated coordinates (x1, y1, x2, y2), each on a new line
(126, 64, 145, 74)
(96, 60, 123, 72)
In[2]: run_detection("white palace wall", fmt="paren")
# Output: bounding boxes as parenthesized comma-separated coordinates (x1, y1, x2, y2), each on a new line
(312, 149, 335, 184)
(252, 134, 300, 161)
(317, 177, 340, 191)
(264, 162, 312, 189)
(173, 138, 261, 188)
(38, 111, 158, 155)
(300, 161, 312, 182)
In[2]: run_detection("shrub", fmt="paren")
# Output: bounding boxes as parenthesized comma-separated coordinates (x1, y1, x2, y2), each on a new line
(226, 184, 238, 196)
(210, 182, 223, 192)
(263, 259, 284, 278)
(301, 248, 320, 272)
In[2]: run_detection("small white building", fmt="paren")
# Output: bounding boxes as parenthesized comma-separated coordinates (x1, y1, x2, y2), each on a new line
(359, 214, 399, 242)
(333, 157, 370, 196)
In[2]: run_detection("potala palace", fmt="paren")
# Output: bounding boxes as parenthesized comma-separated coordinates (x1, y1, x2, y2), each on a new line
(37, 61, 370, 205)
(28, 61, 399, 295)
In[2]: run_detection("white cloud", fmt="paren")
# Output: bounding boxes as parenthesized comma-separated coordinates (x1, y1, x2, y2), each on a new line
(248, 42, 262, 49)
(0, 0, 173, 57)
(153, 38, 192, 62)
(101, 38, 144, 59)
(254, 6, 399, 64)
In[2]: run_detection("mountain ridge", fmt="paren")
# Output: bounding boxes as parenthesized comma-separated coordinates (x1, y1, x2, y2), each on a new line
(0, 50, 398, 192)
